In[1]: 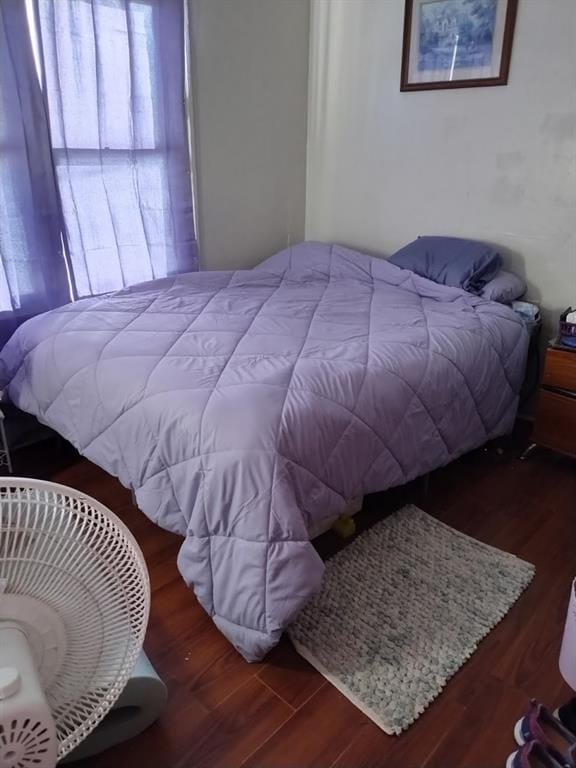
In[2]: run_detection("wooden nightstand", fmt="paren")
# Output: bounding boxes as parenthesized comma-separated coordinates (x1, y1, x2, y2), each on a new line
(527, 344, 576, 459)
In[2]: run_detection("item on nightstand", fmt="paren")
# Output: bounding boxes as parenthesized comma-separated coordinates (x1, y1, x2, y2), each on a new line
(560, 308, 576, 349)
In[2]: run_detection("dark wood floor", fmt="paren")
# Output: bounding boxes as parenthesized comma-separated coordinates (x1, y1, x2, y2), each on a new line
(30, 427, 576, 767)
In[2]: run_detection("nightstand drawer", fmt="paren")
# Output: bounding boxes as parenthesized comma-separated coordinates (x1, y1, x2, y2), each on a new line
(542, 348, 576, 393)
(533, 389, 576, 458)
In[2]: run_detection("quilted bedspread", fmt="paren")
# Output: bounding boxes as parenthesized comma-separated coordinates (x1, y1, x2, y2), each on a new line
(0, 243, 528, 660)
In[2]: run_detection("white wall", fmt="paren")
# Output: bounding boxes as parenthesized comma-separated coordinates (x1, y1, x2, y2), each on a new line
(306, 0, 576, 338)
(190, 0, 310, 271)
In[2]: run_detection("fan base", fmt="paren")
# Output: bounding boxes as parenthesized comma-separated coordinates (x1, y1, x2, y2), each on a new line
(0, 625, 58, 768)
(0, 595, 66, 689)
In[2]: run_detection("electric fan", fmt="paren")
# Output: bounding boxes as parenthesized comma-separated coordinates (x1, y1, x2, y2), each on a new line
(0, 479, 150, 768)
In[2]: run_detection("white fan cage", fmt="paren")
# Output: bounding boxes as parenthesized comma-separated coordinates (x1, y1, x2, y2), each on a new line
(0, 479, 150, 759)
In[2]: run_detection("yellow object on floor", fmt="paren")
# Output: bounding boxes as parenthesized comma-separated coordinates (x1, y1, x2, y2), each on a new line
(332, 514, 356, 539)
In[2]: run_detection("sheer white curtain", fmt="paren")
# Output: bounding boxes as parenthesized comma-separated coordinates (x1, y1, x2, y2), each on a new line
(0, 0, 70, 343)
(36, 0, 199, 298)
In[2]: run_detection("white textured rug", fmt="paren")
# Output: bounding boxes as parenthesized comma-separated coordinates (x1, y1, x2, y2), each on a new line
(289, 505, 535, 735)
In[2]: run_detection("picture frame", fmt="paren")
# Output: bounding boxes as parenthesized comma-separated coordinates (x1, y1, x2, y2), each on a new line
(400, 0, 518, 91)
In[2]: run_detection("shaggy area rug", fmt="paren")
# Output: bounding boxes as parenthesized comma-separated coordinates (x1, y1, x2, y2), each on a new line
(289, 505, 535, 734)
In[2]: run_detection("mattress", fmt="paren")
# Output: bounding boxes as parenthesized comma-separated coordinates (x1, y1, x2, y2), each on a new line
(0, 242, 529, 660)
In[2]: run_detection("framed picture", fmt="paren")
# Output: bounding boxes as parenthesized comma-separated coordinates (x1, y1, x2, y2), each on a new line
(400, 0, 518, 91)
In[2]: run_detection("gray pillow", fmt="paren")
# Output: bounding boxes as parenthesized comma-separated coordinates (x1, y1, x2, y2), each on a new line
(480, 270, 526, 304)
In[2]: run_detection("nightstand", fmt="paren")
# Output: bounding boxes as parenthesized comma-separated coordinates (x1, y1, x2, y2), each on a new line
(527, 343, 576, 459)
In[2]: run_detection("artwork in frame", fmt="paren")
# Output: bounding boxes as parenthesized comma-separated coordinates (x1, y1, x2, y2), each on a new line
(401, 0, 518, 91)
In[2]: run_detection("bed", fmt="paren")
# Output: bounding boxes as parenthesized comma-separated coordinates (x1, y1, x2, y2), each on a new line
(0, 242, 529, 661)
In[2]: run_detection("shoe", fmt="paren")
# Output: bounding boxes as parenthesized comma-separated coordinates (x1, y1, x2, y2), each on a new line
(555, 699, 576, 738)
(506, 740, 572, 768)
(515, 700, 576, 754)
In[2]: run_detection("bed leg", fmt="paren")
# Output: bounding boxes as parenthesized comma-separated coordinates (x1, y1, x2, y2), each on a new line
(519, 442, 538, 461)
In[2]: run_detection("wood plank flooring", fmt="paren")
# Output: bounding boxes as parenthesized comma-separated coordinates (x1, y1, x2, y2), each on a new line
(24, 427, 575, 767)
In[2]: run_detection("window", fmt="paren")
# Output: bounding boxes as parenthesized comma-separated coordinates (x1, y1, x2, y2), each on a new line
(0, 0, 197, 325)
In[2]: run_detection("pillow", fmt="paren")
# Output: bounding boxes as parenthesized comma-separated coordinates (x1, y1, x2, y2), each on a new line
(389, 236, 502, 294)
(480, 270, 526, 304)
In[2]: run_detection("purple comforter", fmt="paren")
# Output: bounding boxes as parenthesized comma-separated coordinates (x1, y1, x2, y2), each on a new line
(0, 243, 528, 660)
